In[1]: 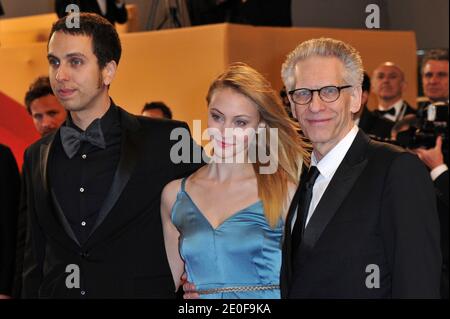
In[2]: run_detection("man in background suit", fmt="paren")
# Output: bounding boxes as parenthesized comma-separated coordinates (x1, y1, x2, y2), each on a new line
(0, 144, 20, 299)
(55, 0, 128, 26)
(372, 62, 416, 122)
(365, 62, 416, 139)
(21, 13, 202, 298)
(24, 76, 67, 137)
(413, 48, 449, 299)
(355, 72, 394, 140)
(415, 136, 449, 299)
(281, 38, 441, 298)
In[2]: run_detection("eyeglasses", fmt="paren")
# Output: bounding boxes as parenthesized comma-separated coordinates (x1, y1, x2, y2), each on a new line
(288, 85, 353, 105)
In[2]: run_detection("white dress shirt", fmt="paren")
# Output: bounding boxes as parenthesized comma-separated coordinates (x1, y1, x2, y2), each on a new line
(431, 164, 448, 181)
(291, 125, 359, 232)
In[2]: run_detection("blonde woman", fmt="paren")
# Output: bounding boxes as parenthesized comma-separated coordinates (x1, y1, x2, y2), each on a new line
(161, 63, 309, 298)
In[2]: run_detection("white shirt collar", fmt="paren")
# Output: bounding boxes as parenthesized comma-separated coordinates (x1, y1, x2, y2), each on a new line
(312, 125, 359, 179)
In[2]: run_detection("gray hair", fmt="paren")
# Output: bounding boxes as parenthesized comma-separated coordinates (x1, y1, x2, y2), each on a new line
(421, 48, 449, 74)
(281, 38, 364, 92)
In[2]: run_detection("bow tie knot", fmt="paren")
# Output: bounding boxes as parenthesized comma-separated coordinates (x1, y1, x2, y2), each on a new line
(60, 119, 106, 159)
(375, 108, 396, 116)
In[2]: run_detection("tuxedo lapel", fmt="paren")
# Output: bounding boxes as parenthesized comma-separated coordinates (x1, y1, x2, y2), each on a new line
(37, 133, 81, 248)
(39, 138, 54, 194)
(87, 108, 140, 239)
(298, 131, 370, 256)
(50, 189, 81, 246)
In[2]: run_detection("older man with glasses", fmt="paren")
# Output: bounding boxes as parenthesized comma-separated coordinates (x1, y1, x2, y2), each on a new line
(280, 37, 442, 298)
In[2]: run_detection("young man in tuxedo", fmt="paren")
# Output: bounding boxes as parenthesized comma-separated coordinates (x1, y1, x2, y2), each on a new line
(280, 38, 441, 298)
(21, 13, 202, 298)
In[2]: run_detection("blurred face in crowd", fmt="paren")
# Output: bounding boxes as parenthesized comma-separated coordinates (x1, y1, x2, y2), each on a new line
(30, 94, 67, 136)
(207, 87, 261, 160)
(353, 89, 370, 120)
(290, 56, 361, 160)
(372, 63, 406, 105)
(422, 60, 449, 101)
(142, 109, 165, 119)
(47, 32, 115, 114)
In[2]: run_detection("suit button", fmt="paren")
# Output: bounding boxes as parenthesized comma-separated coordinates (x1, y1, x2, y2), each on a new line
(80, 252, 89, 258)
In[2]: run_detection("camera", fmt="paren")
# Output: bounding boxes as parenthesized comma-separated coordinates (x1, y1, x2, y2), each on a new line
(394, 101, 448, 159)
(369, 101, 448, 160)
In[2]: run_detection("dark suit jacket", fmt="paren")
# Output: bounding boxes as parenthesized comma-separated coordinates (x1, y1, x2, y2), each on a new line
(358, 106, 395, 140)
(358, 102, 416, 140)
(0, 144, 20, 295)
(435, 170, 449, 298)
(21, 106, 203, 298)
(281, 130, 442, 298)
(55, 0, 128, 25)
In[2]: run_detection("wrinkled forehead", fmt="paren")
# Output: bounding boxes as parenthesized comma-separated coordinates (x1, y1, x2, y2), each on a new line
(374, 64, 404, 77)
(423, 60, 449, 73)
(294, 56, 346, 87)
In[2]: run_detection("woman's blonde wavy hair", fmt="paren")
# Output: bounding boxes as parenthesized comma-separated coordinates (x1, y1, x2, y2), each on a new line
(207, 63, 310, 227)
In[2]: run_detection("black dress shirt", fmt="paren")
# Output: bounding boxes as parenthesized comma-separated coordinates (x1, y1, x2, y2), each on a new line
(49, 104, 121, 245)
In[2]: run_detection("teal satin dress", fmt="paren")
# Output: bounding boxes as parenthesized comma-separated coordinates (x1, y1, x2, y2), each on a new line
(171, 178, 283, 299)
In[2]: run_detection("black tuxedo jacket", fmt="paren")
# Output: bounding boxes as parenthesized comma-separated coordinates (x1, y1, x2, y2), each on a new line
(358, 106, 395, 140)
(0, 144, 20, 295)
(281, 130, 442, 298)
(55, 0, 128, 25)
(21, 106, 203, 298)
(358, 102, 416, 140)
(435, 170, 449, 298)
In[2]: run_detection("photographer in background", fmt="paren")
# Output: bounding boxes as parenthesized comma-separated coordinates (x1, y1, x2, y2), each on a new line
(413, 48, 449, 299)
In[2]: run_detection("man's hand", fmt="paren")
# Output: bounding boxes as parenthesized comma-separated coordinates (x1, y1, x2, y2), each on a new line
(181, 273, 200, 299)
(413, 136, 445, 170)
(0, 294, 12, 299)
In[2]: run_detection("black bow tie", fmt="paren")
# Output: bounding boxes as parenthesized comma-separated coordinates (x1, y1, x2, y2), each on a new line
(60, 119, 106, 159)
(375, 108, 396, 116)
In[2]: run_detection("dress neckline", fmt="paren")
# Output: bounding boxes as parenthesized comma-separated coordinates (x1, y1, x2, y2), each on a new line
(181, 177, 261, 231)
